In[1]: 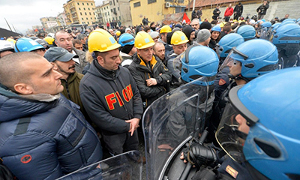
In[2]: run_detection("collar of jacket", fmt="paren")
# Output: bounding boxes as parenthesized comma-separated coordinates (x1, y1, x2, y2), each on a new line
(61, 72, 82, 84)
(91, 59, 119, 80)
(137, 54, 157, 70)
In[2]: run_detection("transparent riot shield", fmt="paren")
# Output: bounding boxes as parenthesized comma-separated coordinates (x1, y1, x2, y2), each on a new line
(56, 150, 142, 180)
(143, 77, 215, 180)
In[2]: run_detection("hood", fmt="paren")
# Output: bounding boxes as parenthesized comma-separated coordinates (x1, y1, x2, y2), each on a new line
(182, 25, 194, 40)
(87, 59, 121, 81)
(0, 85, 58, 122)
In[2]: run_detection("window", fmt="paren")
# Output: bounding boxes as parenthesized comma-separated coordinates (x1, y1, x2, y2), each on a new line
(178, 0, 184, 3)
(84, 8, 86, 10)
(113, 17, 114, 20)
(85, 12, 87, 15)
(118, 7, 119, 11)
(86, 18, 88, 20)
(119, 16, 121, 20)
(113, 0, 115, 6)
(89, 12, 91, 15)
(87, 3, 89, 5)
(80, 12, 82, 15)
(148, 0, 156, 4)
(91, 3, 93, 5)
(134, 2, 141, 7)
(79, 8, 81, 10)
(91, 17, 93, 19)
(110, 1, 112, 5)
(77, 3, 79, 5)
(88, 8, 90, 10)
(82, 3, 84, 5)
(82, 18, 84, 20)
(108, 12, 110, 15)
(94, 12, 95, 15)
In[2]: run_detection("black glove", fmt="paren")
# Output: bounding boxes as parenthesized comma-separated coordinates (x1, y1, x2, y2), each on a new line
(184, 143, 217, 168)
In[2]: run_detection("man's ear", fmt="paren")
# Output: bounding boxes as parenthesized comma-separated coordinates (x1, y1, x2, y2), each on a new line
(14, 83, 33, 95)
(97, 55, 104, 64)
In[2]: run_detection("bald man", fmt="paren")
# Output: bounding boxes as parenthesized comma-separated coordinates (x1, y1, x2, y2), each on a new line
(0, 52, 102, 179)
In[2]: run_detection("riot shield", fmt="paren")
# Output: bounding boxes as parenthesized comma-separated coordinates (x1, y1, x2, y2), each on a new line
(143, 77, 215, 180)
(56, 150, 142, 180)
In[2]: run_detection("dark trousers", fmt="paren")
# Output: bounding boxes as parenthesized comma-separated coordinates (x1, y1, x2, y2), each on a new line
(234, 14, 241, 20)
(102, 131, 139, 155)
(225, 16, 230, 22)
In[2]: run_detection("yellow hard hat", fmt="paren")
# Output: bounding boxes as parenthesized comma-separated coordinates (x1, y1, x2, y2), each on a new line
(134, 31, 155, 49)
(171, 31, 188, 45)
(44, 37, 54, 45)
(160, 25, 172, 33)
(116, 31, 121, 37)
(220, 22, 226, 28)
(6, 38, 16, 44)
(88, 29, 121, 52)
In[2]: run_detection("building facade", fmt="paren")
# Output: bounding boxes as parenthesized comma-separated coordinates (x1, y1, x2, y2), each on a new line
(96, 1, 113, 25)
(40, 17, 58, 29)
(63, 0, 96, 25)
(108, 0, 132, 27)
(130, 0, 187, 26)
(57, 12, 67, 27)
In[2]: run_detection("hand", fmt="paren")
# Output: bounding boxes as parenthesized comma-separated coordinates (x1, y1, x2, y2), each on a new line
(146, 78, 157, 87)
(158, 144, 174, 151)
(125, 118, 140, 136)
(180, 143, 217, 168)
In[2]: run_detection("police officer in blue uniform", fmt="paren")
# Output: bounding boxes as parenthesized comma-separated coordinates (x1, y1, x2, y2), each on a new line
(208, 39, 278, 145)
(182, 67, 300, 180)
(271, 23, 300, 69)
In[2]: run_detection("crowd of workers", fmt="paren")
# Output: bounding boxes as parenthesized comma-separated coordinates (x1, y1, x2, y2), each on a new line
(0, 0, 300, 178)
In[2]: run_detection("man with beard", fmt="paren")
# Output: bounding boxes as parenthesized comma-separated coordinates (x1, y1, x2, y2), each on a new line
(55, 30, 88, 73)
(44, 47, 87, 119)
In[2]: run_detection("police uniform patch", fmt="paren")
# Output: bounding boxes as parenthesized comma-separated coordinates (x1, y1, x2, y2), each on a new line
(226, 165, 238, 178)
(219, 78, 226, 86)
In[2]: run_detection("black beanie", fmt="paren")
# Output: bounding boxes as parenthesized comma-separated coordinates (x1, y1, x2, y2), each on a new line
(167, 31, 174, 45)
(200, 22, 212, 30)
(121, 45, 134, 54)
(182, 25, 195, 40)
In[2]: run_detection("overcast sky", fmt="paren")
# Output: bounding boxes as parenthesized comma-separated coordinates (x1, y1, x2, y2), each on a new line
(0, 0, 102, 35)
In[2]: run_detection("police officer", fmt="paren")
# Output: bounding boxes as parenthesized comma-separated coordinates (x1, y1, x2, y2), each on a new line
(209, 39, 278, 144)
(182, 67, 300, 180)
(271, 23, 300, 69)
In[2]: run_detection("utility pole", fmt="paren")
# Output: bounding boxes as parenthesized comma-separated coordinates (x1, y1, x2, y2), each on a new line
(4, 18, 12, 31)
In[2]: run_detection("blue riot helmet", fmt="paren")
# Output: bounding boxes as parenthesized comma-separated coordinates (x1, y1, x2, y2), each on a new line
(211, 25, 221, 32)
(118, 33, 135, 47)
(236, 25, 256, 41)
(15, 37, 45, 52)
(272, 23, 300, 45)
(216, 33, 244, 60)
(181, 45, 219, 84)
(271, 23, 300, 68)
(220, 39, 278, 80)
(216, 67, 300, 180)
(260, 22, 273, 40)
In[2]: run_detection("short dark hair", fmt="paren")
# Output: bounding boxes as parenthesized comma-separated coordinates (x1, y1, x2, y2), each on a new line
(73, 39, 82, 47)
(0, 52, 40, 89)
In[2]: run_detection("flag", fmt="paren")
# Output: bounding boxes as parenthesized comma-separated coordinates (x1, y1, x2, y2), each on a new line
(182, 12, 191, 24)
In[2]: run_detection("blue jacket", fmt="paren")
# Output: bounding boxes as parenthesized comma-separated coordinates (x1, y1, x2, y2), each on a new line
(0, 86, 102, 180)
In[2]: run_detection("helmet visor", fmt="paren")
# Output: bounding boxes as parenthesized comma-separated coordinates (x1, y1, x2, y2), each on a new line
(215, 102, 247, 162)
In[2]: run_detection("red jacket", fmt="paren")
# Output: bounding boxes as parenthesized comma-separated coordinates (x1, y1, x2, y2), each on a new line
(224, 7, 233, 17)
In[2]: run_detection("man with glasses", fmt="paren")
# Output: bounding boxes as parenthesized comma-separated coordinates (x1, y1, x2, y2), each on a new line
(55, 30, 88, 73)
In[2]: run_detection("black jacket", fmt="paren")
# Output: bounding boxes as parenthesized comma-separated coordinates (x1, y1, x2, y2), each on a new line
(234, 5, 243, 15)
(80, 60, 143, 135)
(257, 3, 269, 15)
(128, 54, 172, 108)
(213, 8, 221, 17)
